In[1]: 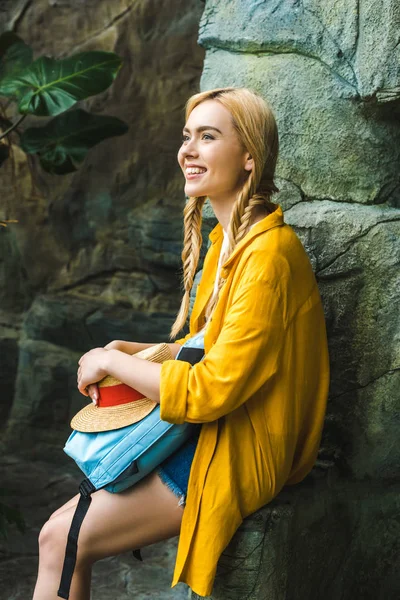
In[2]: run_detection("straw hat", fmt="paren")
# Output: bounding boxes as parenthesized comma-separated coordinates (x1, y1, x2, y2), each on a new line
(71, 342, 173, 433)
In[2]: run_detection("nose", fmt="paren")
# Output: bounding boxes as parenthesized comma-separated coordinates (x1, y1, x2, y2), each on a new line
(180, 137, 199, 159)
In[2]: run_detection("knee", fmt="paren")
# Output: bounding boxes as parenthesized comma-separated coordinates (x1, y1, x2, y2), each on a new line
(38, 514, 93, 570)
(38, 517, 66, 569)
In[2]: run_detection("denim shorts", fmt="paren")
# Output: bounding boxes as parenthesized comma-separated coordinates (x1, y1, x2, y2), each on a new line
(156, 424, 202, 507)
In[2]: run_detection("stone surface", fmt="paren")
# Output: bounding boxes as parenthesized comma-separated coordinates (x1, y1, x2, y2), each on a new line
(188, 1, 400, 598)
(0, 0, 205, 453)
(191, 472, 400, 600)
(285, 201, 400, 481)
(199, 0, 400, 102)
(0, 455, 190, 599)
(1, 0, 400, 598)
(199, 50, 400, 207)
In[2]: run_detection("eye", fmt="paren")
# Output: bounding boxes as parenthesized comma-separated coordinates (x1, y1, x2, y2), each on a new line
(181, 132, 215, 142)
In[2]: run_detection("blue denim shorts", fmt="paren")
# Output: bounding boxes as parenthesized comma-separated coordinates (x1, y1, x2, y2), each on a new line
(156, 424, 202, 507)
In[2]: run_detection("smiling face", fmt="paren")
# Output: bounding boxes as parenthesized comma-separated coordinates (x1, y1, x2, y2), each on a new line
(177, 99, 253, 203)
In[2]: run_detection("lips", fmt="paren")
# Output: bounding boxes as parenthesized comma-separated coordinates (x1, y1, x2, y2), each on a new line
(186, 170, 207, 179)
(185, 165, 207, 180)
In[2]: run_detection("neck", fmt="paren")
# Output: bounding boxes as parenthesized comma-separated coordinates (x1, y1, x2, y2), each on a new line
(209, 196, 273, 235)
(207, 194, 237, 234)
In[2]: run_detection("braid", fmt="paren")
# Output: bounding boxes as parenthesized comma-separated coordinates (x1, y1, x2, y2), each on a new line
(169, 195, 207, 340)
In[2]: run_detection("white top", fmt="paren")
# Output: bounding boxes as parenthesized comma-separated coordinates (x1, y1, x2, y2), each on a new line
(198, 222, 258, 333)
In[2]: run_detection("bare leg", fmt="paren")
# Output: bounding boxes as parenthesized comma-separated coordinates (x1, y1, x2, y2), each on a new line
(33, 470, 184, 600)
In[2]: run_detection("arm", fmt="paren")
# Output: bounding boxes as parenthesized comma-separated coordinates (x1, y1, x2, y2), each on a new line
(105, 339, 184, 359)
(159, 278, 286, 424)
(103, 350, 163, 404)
(86, 339, 186, 403)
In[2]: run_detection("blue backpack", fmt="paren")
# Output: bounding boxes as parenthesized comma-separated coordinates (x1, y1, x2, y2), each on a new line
(58, 333, 205, 599)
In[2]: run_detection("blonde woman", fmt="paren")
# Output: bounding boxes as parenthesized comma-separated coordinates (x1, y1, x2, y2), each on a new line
(33, 87, 330, 599)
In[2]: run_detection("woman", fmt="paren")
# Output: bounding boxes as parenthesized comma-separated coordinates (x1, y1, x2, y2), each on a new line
(33, 87, 330, 599)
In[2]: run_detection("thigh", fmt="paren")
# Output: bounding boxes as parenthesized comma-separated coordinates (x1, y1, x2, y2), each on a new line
(49, 492, 80, 520)
(48, 470, 184, 562)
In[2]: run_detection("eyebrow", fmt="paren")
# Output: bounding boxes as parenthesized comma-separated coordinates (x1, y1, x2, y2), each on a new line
(182, 125, 223, 135)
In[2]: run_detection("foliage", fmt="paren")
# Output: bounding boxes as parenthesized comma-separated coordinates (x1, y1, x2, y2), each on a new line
(21, 108, 128, 174)
(0, 31, 128, 181)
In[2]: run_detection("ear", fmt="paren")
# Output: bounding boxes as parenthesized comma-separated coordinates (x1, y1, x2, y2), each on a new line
(244, 153, 253, 172)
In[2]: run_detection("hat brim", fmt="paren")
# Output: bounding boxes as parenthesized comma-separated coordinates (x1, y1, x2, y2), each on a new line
(70, 342, 172, 433)
(70, 398, 158, 432)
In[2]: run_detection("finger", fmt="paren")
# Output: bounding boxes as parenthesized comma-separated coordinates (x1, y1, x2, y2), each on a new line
(77, 379, 89, 397)
(87, 384, 99, 405)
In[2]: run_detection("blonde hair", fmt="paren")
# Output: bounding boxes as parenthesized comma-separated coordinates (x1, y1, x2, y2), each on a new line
(169, 87, 280, 341)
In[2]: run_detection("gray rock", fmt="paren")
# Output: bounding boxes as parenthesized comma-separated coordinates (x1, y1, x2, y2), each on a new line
(189, 1, 400, 598)
(200, 49, 400, 207)
(198, 0, 400, 102)
(191, 473, 400, 600)
(0, 312, 21, 426)
(285, 201, 400, 480)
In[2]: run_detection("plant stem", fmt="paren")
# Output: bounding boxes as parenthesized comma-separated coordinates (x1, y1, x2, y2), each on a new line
(0, 114, 27, 141)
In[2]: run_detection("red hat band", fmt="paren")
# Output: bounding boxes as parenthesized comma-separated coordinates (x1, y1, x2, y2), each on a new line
(98, 384, 146, 408)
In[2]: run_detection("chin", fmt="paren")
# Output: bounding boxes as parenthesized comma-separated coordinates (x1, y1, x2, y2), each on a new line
(185, 185, 207, 197)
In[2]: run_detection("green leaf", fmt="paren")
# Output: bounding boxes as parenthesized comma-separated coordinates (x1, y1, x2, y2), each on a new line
(0, 32, 33, 93)
(0, 51, 122, 116)
(20, 108, 128, 174)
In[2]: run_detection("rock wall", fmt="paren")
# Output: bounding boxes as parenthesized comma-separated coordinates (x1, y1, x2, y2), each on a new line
(1, 1, 399, 598)
(0, 0, 205, 456)
(191, 1, 400, 599)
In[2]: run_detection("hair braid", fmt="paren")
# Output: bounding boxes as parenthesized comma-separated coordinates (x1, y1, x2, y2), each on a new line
(169, 195, 207, 340)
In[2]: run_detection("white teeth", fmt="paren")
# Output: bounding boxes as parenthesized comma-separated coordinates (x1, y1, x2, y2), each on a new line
(186, 167, 207, 174)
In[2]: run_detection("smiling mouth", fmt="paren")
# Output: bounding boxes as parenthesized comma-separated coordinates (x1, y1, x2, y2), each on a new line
(185, 169, 207, 179)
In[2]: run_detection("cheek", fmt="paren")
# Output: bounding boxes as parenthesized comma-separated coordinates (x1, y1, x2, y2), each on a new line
(177, 148, 184, 168)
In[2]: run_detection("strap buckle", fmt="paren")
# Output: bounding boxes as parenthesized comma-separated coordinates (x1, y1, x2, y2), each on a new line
(79, 479, 96, 498)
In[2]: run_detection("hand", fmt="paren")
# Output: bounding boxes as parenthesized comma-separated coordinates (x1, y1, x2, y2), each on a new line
(104, 340, 122, 351)
(86, 383, 99, 405)
(77, 347, 109, 401)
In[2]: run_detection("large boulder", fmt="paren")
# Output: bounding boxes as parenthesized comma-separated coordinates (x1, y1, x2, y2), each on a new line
(190, 1, 400, 598)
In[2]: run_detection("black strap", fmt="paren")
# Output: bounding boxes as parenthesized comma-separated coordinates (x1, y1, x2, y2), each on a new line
(57, 479, 96, 599)
(176, 347, 205, 365)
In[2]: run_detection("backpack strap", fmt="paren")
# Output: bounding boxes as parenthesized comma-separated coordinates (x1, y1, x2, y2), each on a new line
(57, 479, 96, 599)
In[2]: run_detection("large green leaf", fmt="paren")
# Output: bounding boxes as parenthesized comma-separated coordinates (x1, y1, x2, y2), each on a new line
(0, 32, 33, 86)
(20, 108, 128, 174)
(0, 51, 122, 116)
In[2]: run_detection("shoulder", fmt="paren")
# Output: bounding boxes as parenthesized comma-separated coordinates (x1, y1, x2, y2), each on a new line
(239, 224, 311, 283)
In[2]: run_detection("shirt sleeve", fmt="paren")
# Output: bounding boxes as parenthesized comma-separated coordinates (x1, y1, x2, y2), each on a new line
(159, 278, 285, 424)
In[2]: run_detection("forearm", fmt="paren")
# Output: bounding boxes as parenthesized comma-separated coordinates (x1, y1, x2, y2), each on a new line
(106, 340, 183, 359)
(104, 349, 164, 404)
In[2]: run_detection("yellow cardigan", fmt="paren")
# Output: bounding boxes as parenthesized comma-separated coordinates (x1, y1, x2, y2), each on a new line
(159, 205, 330, 597)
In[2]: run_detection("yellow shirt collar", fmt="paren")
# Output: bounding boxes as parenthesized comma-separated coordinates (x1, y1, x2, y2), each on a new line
(208, 204, 285, 268)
